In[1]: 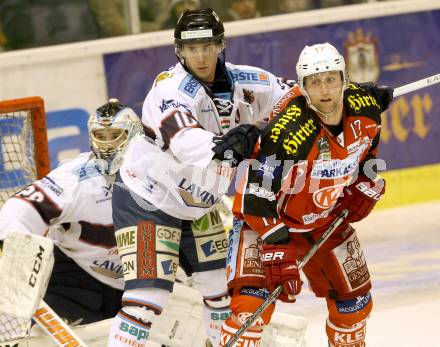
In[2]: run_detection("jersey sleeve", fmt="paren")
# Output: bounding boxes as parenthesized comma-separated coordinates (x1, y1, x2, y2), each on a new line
(0, 161, 80, 239)
(359, 122, 382, 180)
(233, 121, 291, 239)
(0, 198, 50, 238)
(142, 88, 216, 168)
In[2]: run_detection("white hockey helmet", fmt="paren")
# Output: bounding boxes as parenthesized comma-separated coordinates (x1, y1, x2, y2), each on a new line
(296, 42, 347, 92)
(88, 99, 143, 175)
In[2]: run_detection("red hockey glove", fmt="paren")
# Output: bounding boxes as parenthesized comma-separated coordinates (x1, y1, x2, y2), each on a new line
(333, 175, 386, 224)
(262, 244, 301, 303)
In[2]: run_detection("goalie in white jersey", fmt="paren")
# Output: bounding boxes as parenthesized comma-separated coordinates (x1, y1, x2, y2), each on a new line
(110, 8, 296, 347)
(0, 99, 143, 325)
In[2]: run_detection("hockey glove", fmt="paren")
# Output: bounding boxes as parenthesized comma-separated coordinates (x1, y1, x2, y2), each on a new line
(262, 244, 302, 303)
(333, 175, 386, 224)
(358, 82, 394, 112)
(212, 124, 261, 166)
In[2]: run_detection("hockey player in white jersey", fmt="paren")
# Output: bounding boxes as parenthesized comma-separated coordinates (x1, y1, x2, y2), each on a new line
(0, 99, 143, 325)
(109, 8, 297, 347)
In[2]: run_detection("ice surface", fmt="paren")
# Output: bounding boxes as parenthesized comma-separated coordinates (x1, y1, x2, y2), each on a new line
(276, 201, 440, 346)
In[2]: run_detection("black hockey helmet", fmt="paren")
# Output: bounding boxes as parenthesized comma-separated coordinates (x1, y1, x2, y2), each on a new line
(174, 8, 225, 47)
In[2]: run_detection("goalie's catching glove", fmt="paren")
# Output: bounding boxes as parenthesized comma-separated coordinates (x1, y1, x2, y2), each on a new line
(212, 124, 261, 166)
(262, 244, 301, 303)
(357, 82, 394, 112)
(333, 175, 386, 224)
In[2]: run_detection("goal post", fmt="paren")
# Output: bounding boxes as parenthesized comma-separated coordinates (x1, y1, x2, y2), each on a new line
(0, 96, 50, 207)
(0, 97, 49, 341)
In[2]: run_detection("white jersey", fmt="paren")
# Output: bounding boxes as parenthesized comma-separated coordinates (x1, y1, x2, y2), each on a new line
(120, 62, 290, 220)
(0, 152, 123, 290)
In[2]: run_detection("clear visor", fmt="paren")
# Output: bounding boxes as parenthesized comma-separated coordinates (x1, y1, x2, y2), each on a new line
(179, 43, 221, 58)
(91, 127, 127, 154)
(304, 71, 343, 96)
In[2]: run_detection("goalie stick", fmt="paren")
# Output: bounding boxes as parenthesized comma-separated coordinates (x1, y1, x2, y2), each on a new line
(224, 209, 349, 347)
(32, 300, 88, 347)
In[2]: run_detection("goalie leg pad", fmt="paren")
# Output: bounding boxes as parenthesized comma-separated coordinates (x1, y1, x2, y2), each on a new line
(150, 282, 214, 347)
(0, 232, 54, 319)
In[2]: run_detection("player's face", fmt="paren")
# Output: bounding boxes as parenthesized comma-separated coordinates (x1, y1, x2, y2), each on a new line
(180, 42, 220, 83)
(92, 128, 126, 153)
(304, 71, 344, 115)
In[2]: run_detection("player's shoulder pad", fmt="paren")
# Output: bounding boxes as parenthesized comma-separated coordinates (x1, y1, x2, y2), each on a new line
(152, 64, 181, 88)
(261, 96, 319, 158)
(178, 73, 203, 99)
(272, 86, 302, 116)
(36, 152, 96, 194)
(226, 62, 273, 87)
(152, 64, 199, 99)
(345, 83, 382, 122)
(155, 63, 202, 99)
(153, 71, 175, 88)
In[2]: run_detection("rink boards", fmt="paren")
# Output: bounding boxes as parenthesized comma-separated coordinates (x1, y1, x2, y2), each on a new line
(0, 0, 439, 208)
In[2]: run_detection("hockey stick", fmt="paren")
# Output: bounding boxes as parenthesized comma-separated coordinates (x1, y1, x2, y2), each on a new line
(393, 73, 440, 97)
(224, 209, 349, 347)
(32, 300, 88, 347)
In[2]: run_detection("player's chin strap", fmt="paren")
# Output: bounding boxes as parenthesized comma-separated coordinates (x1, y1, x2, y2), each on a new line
(0, 233, 87, 346)
(224, 209, 349, 347)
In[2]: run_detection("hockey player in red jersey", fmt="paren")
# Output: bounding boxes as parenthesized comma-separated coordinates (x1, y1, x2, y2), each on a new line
(219, 43, 393, 346)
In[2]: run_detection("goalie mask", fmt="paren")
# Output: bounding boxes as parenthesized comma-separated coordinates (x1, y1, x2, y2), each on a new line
(88, 99, 143, 175)
(296, 43, 348, 116)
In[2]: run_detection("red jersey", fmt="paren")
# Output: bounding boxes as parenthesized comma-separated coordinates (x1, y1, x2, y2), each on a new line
(233, 83, 383, 240)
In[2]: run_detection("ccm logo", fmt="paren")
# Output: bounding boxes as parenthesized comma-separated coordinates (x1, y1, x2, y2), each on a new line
(29, 245, 45, 288)
(356, 182, 382, 200)
(263, 251, 284, 262)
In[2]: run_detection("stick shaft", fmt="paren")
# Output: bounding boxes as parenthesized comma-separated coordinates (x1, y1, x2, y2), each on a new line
(33, 300, 88, 347)
(224, 210, 348, 347)
(393, 73, 440, 97)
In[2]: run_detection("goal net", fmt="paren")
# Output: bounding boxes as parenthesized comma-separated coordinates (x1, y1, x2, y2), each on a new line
(0, 97, 49, 207)
(0, 97, 49, 342)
